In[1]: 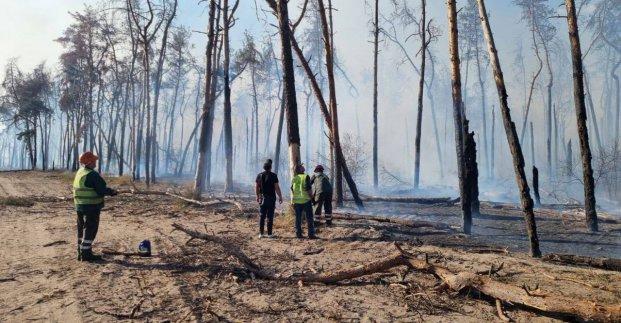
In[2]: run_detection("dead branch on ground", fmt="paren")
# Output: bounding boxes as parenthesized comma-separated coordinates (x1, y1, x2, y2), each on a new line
(331, 212, 454, 231)
(543, 253, 621, 272)
(172, 223, 620, 321)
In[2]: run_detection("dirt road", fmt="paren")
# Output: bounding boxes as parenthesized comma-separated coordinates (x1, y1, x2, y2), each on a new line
(0, 171, 619, 322)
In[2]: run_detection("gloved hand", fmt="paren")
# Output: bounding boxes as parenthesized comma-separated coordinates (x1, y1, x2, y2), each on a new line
(109, 189, 118, 196)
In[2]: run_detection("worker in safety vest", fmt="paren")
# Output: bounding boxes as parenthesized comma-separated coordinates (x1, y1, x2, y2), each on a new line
(73, 151, 117, 262)
(290, 165, 317, 239)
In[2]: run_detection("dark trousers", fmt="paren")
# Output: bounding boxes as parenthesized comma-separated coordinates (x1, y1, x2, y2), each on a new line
(313, 192, 333, 222)
(294, 202, 315, 238)
(77, 210, 100, 252)
(259, 196, 276, 235)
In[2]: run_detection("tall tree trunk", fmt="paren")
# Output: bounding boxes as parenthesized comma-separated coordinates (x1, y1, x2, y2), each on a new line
(193, 0, 217, 199)
(584, 72, 603, 153)
(564, 0, 598, 232)
(427, 53, 444, 178)
(372, 0, 379, 190)
(150, 0, 178, 182)
(204, 20, 223, 188)
(414, 0, 427, 189)
(274, 90, 285, 174)
(317, 0, 343, 206)
(530, 121, 536, 166)
(275, 0, 302, 174)
(519, 15, 543, 144)
(612, 60, 620, 152)
(476, 0, 541, 257)
(251, 67, 259, 165)
(474, 48, 489, 178)
(539, 35, 553, 179)
(272, 1, 363, 208)
(491, 105, 495, 178)
(447, 0, 472, 234)
(223, 0, 237, 192)
(566, 139, 573, 177)
(553, 106, 558, 175)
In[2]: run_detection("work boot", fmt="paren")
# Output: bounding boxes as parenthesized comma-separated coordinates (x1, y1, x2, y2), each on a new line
(80, 250, 103, 262)
(326, 220, 333, 226)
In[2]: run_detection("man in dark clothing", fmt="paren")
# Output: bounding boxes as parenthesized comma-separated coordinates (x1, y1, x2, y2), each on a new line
(73, 151, 117, 262)
(255, 159, 283, 238)
(310, 165, 333, 226)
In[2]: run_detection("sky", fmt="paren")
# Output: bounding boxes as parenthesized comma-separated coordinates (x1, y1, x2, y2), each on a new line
(0, 1, 533, 72)
(0, 0, 591, 188)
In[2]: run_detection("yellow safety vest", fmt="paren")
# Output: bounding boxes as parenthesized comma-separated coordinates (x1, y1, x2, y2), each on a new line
(73, 167, 104, 205)
(291, 174, 311, 204)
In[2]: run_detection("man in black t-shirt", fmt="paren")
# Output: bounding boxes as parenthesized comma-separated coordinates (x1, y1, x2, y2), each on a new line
(255, 159, 283, 238)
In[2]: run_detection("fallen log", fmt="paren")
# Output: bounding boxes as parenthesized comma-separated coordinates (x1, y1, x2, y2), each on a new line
(172, 224, 620, 321)
(331, 212, 454, 231)
(347, 196, 454, 205)
(166, 193, 244, 212)
(542, 253, 621, 272)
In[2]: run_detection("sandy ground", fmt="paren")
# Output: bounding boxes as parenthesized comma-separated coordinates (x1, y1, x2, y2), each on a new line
(0, 170, 619, 322)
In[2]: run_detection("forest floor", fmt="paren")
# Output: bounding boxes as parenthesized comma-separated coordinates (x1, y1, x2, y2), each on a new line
(0, 170, 620, 322)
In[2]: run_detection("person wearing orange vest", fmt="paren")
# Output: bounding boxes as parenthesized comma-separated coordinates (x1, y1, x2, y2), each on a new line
(290, 164, 317, 239)
(73, 151, 117, 262)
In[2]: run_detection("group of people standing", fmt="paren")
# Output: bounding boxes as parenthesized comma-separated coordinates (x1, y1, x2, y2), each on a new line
(255, 159, 333, 239)
(70, 151, 334, 263)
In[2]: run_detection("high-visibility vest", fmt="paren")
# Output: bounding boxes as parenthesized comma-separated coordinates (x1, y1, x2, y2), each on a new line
(73, 167, 104, 205)
(291, 174, 311, 204)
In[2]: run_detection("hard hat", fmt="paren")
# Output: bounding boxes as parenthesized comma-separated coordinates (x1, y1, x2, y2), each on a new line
(79, 151, 99, 165)
(314, 165, 324, 172)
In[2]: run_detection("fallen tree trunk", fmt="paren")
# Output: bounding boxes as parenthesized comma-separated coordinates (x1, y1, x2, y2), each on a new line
(543, 253, 621, 272)
(331, 212, 454, 231)
(165, 192, 244, 212)
(172, 224, 620, 321)
(346, 196, 453, 205)
(23, 189, 245, 212)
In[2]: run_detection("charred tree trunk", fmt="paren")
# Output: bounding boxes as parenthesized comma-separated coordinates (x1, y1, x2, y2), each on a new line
(464, 121, 480, 217)
(530, 121, 535, 167)
(447, 0, 472, 234)
(414, 0, 428, 189)
(223, 0, 238, 192)
(476, 0, 541, 257)
(566, 140, 573, 177)
(372, 0, 379, 190)
(533, 166, 542, 207)
(564, 0, 598, 232)
(193, 0, 217, 199)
